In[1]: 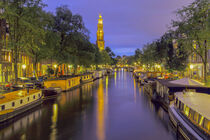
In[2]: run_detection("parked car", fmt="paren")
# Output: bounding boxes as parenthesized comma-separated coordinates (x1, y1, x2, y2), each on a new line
(12, 77, 34, 89)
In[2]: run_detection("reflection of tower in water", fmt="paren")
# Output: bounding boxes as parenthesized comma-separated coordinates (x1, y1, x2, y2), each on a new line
(97, 79, 108, 140)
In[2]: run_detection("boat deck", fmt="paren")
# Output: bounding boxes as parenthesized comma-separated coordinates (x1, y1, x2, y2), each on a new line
(175, 92, 210, 119)
(0, 89, 41, 104)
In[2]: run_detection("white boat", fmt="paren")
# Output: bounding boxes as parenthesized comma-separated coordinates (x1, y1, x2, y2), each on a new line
(169, 91, 210, 140)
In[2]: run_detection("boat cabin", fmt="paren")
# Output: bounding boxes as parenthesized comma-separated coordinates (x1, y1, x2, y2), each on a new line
(174, 92, 210, 136)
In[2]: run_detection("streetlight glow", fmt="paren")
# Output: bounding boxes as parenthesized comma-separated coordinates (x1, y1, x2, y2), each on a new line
(190, 64, 193, 69)
(54, 64, 57, 69)
(22, 64, 26, 69)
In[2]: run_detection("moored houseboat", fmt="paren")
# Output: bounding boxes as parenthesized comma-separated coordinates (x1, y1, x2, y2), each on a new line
(155, 78, 210, 109)
(169, 92, 210, 140)
(93, 70, 104, 80)
(43, 75, 80, 92)
(80, 73, 94, 84)
(144, 80, 157, 98)
(0, 89, 42, 123)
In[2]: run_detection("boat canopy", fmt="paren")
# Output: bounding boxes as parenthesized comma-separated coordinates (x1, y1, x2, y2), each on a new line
(175, 92, 210, 119)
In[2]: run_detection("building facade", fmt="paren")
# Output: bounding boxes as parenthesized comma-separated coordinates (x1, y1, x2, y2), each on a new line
(0, 17, 47, 83)
(96, 14, 105, 51)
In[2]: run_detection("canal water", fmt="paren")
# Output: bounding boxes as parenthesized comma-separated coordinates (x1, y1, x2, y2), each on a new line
(0, 70, 176, 140)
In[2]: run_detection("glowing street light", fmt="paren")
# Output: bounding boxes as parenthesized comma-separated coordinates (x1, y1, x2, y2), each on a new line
(22, 64, 26, 69)
(54, 64, 57, 69)
(190, 64, 193, 69)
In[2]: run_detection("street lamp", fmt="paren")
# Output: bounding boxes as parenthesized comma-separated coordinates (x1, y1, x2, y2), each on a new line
(22, 64, 26, 77)
(190, 64, 193, 78)
(53, 64, 57, 69)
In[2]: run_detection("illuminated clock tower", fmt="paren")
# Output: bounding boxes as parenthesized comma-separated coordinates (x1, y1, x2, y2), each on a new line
(96, 14, 105, 51)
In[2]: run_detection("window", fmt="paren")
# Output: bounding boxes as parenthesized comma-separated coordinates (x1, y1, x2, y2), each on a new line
(189, 109, 194, 120)
(28, 97, 30, 101)
(20, 100, 23, 104)
(175, 98, 178, 106)
(179, 102, 183, 111)
(203, 118, 210, 131)
(38, 94, 40, 97)
(1, 105, 5, 110)
(198, 115, 204, 127)
(69, 80, 71, 86)
(193, 112, 199, 123)
(33, 95, 36, 99)
(12, 102, 15, 107)
(184, 105, 190, 117)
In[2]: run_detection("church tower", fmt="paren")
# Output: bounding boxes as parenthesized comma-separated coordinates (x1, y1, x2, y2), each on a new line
(96, 14, 105, 51)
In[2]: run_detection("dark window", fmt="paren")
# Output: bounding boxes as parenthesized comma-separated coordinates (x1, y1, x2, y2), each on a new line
(1, 105, 5, 110)
(175, 98, 178, 106)
(20, 100, 23, 104)
(38, 94, 40, 97)
(28, 97, 30, 101)
(33, 95, 35, 99)
(12, 102, 15, 107)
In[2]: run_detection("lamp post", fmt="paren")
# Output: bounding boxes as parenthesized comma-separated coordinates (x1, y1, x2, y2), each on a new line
(22, 64, 26, 77)
(190, 64, 193, 79)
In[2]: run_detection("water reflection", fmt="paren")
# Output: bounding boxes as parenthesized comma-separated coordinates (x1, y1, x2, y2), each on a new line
(50, 103, 58, 140)
(133, 78, 137, 103)
(114, 71, 117, 86)
(97, 79, 107, 140)
(0, 107, 42, 140)
(0, 71, 176, 140)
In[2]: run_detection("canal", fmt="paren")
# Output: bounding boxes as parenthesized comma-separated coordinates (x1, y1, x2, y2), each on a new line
(0, 70, 176, 140)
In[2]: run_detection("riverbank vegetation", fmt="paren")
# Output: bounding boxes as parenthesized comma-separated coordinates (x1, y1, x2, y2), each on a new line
(0, 1, 116, 82)
(128, 0, 209, 82)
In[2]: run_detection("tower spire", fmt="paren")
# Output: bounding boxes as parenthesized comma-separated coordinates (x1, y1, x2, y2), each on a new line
(96, 14, 105, 51)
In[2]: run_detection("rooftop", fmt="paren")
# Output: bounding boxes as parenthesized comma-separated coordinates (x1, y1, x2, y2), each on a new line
(0, 89, 41, 104)
(175, 92, 210, 119)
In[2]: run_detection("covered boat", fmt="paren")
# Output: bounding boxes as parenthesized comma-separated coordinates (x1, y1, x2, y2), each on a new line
(0, 89, 43, 123)
(169, 92, 210, 139)
(155, 78, 210, 106)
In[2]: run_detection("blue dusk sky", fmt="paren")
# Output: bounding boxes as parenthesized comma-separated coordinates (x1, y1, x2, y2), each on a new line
(43, 0, 194, 56)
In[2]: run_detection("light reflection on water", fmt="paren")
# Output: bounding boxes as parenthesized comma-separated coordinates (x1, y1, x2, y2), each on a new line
(0, 70, 176, 140)
(97, 79, 106, 140)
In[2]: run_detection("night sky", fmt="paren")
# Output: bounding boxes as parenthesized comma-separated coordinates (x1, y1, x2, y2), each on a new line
(43, 0, 194, 56)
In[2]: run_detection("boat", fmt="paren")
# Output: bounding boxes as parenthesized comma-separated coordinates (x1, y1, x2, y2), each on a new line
(79, 72, 94, 84)
(169, 91, 210, 139)
(0, 89, 43, 123)
(144, 80, 156, 98)
(42, 87, 62, 99)
(155, 78, 210, 109)
(93, 70, 104, 80)
(43, 75, 80, 91)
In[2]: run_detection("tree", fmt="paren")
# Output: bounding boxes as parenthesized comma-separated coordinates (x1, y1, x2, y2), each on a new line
(105, 46, 115, 65)
(0, 0, 45, 83)
(172, 0, 210, 82)
(134, 48, 142, 63)
(52, 6, 89, 75)
(101, 50, 111, 65)
(23, 7, 53, 79)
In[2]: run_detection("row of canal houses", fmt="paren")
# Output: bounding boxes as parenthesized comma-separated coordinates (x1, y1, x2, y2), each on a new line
(0, 69, 110, 125)
(134, 71, 210, 140)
